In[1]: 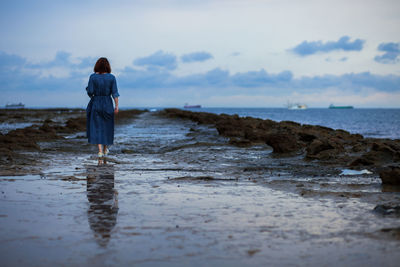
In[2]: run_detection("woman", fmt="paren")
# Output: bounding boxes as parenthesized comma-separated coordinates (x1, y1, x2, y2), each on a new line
(86, 57, 119, 164)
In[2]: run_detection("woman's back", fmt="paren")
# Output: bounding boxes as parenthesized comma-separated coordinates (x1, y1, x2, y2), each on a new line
(87, 73, 118, 97)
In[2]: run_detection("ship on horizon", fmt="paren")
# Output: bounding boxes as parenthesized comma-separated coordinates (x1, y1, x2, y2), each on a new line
(329, 104, 354, 109)
(287, 102, 307, 110)
(5, 102, 25, 109)
(184, 103, 201, 109)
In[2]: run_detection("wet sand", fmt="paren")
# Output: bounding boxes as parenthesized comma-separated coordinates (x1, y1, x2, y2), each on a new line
(1, 109, 400, 266)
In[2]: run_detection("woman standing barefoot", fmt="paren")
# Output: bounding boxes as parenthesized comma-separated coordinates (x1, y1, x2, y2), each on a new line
(86, 57, 119, 165)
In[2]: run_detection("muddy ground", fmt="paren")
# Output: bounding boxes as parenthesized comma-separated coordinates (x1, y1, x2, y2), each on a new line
(0, 108, 399, 266)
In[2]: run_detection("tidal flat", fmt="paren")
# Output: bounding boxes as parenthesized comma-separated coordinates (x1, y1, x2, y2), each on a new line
(0, 109, 399, 266)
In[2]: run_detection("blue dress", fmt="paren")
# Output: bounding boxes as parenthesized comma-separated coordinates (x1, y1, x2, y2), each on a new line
(86, 73, 120, 145)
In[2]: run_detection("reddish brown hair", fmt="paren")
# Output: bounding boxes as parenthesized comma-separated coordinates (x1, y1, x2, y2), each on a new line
(94, 57, 111, 73)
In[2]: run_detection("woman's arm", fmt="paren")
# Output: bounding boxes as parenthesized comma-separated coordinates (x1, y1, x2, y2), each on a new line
(86, 75, 94, 97)
(114, 97, 119, 114)
(111, 76, 119, 114)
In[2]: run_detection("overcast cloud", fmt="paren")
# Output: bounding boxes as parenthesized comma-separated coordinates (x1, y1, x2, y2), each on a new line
(0, 0, 399, 107)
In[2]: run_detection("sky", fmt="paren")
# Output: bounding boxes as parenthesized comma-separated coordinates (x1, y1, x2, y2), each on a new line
(0, 0, 399, 108)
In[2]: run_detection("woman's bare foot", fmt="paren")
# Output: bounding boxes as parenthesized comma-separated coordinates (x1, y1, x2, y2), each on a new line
(97, 151, 104, 166)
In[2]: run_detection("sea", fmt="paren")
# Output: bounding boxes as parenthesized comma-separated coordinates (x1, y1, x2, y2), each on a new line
(167, 108, 400, 140)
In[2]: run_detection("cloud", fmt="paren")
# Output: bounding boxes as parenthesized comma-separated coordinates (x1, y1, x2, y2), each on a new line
(1, 50, 400, 108)
(119, 63, 399, 93)
(29, 51, 72, 68)
(119, 66, 173, 89)
(374, 42, 400, 64)
(133, 50, 177, 70)
(295, 72, 400, 92)
(230, 52, 241, 57)
(181, 51, 213, 63)
(174, 68, 230, 87)
(0, 50, 91, 93)
(0, 51, 27, 72)
(26, 51, 96, 70)
(231, 69, 293, 87)
(325, 56, 348, 62)
(291, 36, 365, 56)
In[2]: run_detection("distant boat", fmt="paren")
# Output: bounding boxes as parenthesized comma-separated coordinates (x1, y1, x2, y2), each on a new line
(5, 102, 25, 109)
(287, 102, 307, 110)
(184, 103, 201, 109)
(329, 104, 354, 109)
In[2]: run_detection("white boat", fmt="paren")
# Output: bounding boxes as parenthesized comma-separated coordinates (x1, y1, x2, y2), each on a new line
(5, 103, 25, 109)
(287, 102, 307, 110)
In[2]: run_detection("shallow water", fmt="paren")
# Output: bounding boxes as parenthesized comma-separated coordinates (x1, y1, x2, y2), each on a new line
(0, 122, 33, 134)
(1, 113, 400, 266)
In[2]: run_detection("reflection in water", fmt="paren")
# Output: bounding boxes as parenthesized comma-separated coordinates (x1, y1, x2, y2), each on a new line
(86, 166, 118, 247)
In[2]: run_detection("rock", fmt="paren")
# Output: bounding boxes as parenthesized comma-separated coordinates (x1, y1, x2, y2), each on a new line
(159, 108, 400, 167)
(380, 166, 400, 185)
(264, 132, 301, 153)
(116, 109, 147, 122)
(349, 157, 375, 166)
(374, 204, 400, 216)
(244, 128, 268, 142)
(380, 227, 400, 239)
(305, 138, 345, 160)
(229, 138, 252, 147)
(121, 149, 135, 154)
(372, 142, 396, 155)
(351, 143, 367, 152)
(39, 122, 57, 134)
(306, 139, 334, 156)
(351, 150, 395, 167)
(298, 132, 317, 143)
(216, 122, 245, 138)
(65, 117, 86, 131)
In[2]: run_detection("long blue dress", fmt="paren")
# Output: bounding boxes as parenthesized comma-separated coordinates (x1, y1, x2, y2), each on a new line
(86, 73, 120, 145)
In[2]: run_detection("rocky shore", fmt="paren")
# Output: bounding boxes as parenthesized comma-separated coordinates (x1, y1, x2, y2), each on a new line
(1, 107, 399, 184)
(0, 108, 146, 175)
(159, 108, 400, 185)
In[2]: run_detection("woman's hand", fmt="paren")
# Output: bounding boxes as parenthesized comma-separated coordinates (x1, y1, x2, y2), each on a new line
(114, 107, 119, 114)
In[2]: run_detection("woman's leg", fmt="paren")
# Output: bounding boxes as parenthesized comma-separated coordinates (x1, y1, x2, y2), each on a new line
(97, 144, 104, 165)
(103, 145, 107, 164)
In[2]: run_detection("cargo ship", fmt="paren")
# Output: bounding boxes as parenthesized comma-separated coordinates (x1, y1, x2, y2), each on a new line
(184, 103, 201, 109)
(329, 104, 354, 109)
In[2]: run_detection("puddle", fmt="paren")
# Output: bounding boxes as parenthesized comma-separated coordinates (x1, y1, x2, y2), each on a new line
(0, 175, 42, 181)
(340, 169, 373, 176)
(0, 122, 33, 134)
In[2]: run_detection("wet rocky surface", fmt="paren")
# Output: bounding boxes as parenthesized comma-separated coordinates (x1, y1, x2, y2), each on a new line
(0, 109, 400, 266)
(160, 108, 400, 184)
